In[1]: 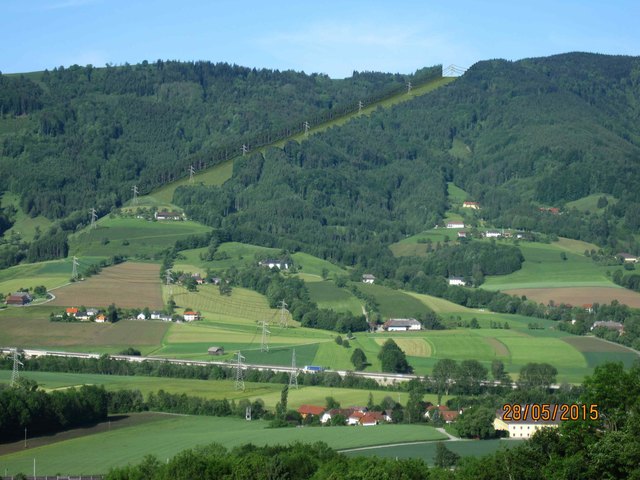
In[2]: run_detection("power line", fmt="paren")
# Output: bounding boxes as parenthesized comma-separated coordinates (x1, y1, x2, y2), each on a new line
(259, 320, 270, 352)
(234, 351, 245, 391)
(90, 208, 98, 229)
(278, 299, 289, 328)
(10, 348, 23, 387)
(131, 185, 139, 205)
(71, 256, 79, 280)
(289, 348, 298, 389)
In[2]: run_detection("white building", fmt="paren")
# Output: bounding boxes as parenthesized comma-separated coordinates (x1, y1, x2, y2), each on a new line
(383, 318, 422, 331)
(446, 222, 465, 229)
(448, 277, 465, 286)
(362, 274, 376, 284)
(485, 231, 501, 238)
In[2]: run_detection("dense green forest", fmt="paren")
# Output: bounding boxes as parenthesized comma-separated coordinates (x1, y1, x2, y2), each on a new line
(0, 62, 435, 220)
(176, 53, 640, 261)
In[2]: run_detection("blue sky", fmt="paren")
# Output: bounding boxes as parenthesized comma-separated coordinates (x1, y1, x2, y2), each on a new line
(2, 0, 638, 78)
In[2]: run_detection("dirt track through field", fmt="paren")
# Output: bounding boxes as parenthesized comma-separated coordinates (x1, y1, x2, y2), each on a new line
(504, 286, 640, 308)
(49, 262, 164, 309)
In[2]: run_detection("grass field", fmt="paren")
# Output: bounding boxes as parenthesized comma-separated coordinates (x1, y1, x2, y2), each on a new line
(565, 193, 617, 213)
(69, 217, 211, 257)
(0, 413, 446, 476)
(483, 241, 619, 290)
(447, 182, 469, 205)
(342, 438, 519, 464)
(354, 283, 434, 319)
(306, 280, 363, 315)
(48, 262, 164, 309)
(1, 192, 53, 242)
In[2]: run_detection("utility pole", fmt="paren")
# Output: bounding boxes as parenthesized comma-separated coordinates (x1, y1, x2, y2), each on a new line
(131, 185, 139, 205)
(278, 299, 289, 328)
(304, 121, 310, 136)
(71, 256, 79, 281)
(234, 351, 245, 391)
(289, 349, 298, 389)
(188, 164, 195, 183)
(241, 144, 248, 156)
(259, 320, 270, 352)
(10, 348, 23, 387)
(90, 208, 98, 229)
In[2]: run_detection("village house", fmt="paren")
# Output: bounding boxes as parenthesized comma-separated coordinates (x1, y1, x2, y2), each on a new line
(297, 405, 325, 420)
(95, 313, 108, 323)
(383, 318, 422, 332)
(183, 310, 201, 322)
(359, 412, 386, 426)
(448, 277, 466, 286)
(591, 320, 624, 334)
(361, 274, 376, 284)
(494, 405, 561, 439)
(66, 307, 79, 317)
(5, 292, 33, 305)
(617, 252, 638, 263)
(154, 211, 184, 221)
(321, 408, 356, 424)
(258, 259, 289, 270)
(136, 312, 147, 320)
(457, 231, 467, 239)
(462, 201, 480, 210)
(446, 222, 465, 229)
(207, 346, 225, 356)
(425, 405, 461, 423)
(484, 230, 501, 238)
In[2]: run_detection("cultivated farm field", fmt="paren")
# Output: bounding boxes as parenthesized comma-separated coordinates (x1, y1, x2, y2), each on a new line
(49, 262, 164, 309)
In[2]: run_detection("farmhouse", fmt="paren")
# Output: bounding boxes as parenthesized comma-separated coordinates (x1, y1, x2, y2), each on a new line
(154, 211, 183, 221)
(617, 252, 638, 263)
(66, 307, 79, 316)
(5, 292, 32, 305)
(494, 405, 561, 439)
(448, 277, 466, 286)
(207, 346, 225, 356)
(425, 405, 460, 423)
(258, 259, 289, 270)
(362, 274, 376, 284)
(383, 318, 422, 331)
(95, 314, 108, 323)
(136, 312, 147, 320)
(183, 310, 201, 322)
(321, 408, 354, 424)
(484, 230, 501, 238)
(591, 321, 624, 334)
(297, 405, 325, 419)
(359, 412, 387, 426)
(462, 201, 480, 209)
(446, 222, 465, 229)
(457, 231, 467, 238)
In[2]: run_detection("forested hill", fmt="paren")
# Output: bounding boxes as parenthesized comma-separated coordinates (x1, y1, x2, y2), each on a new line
(175, 52, 640, 263)
(0, 61, 436, 220)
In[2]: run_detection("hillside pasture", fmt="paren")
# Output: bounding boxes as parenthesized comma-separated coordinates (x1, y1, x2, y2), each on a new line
(483, 241, 618, 290)
(0, 414, 445, 476)
(354, 283, 435, 319)
(562, 336, 640, 368)
(503, 286, 640, 309)
(306, 280, 363, 315)
(49, 262, 164, 309)
(69, 217, 211, 257)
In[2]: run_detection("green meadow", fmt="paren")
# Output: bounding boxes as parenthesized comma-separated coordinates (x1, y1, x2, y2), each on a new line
(306, 279, 363, 315)
(0, 413, 446, 476)
(69, 217, 211, 257)
(483, 240, 619, 290)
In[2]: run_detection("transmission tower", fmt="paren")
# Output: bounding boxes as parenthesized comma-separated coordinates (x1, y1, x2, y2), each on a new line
(10, 348, 23, 387)
(304, 121, 310, 136)
(71, 256, 79, 280)
(165, 269, 173, 295)
(407, 81, 412, 93)
(278, 299, 289, 328)
(288, 349, 298, 389)
(358, 100, 364, 113)
(234, 351, 245, 391)
(131, 185, 139, 205)
(241, 144, 248, 156)
(90, 208, 98, 229)
(259, 320, 271, 352)
(188, 164, 195, 183)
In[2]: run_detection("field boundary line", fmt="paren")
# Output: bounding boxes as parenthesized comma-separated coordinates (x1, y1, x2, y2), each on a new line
(338, 438, 468, 453)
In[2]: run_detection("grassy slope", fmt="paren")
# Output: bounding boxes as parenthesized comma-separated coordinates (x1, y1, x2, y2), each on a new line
(0, 413, 445, 476)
